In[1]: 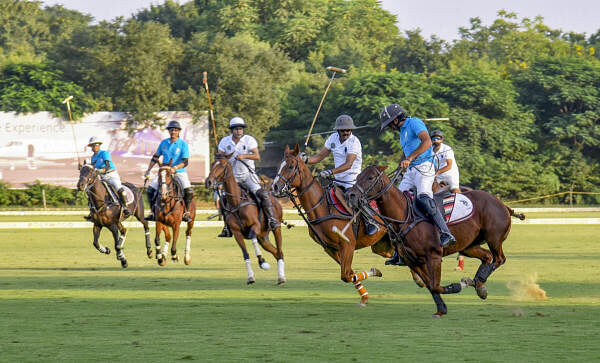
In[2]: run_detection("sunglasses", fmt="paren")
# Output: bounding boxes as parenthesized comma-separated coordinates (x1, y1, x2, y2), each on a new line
(432, 137, 442, 141)
(339, 129, 352, 133)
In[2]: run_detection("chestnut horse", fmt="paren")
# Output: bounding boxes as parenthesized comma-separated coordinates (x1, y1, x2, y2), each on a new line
(346, 165, 525, 316)
(205, 153, 286, 285)
(77, 163, 152, 267)
(152, 165, 196, 266)
(271, 145, 395, 306)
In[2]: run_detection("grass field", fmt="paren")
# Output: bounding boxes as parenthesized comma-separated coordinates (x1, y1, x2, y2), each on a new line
(1, 225, 600, 362)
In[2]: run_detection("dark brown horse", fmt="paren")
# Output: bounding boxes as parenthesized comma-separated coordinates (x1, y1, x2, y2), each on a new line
(271, 145, 395, 306)
(205, 153, 286, 285)
(152, 165, 196, 266)
(77, 163, 152, 267)
(346, 165, 525, 316)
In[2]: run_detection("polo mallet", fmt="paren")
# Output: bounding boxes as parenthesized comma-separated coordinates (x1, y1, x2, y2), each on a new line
(203, 72, 219, 147)
(332, 211, 359, 243)
(62, 95, 81, 166)
(304, 66, 347, 148)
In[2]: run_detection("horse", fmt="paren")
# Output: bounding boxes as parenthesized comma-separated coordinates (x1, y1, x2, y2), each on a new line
(151, 165, 196, 266)
(345, 164, 525, 316)
(205, 152, 286, 285)
(77, 163, 152, 268)
(271, 144, 395, 306)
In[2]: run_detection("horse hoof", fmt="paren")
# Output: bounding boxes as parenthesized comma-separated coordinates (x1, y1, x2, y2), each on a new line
(105, 247, 111, 255)
(184, 255, 191, 265)
(260, 262, 271, 270)
(157, 255, 167, 266)
(461, 277, 475, 287)
(146, 249, 153, 259)
(172, 255, 179, 262)
(432, 312, 445, 318)
(277, 277, 286, 285)
(247, 277, 256, 285)
(370, 267, 383, 277)
(357, 301, 367, 307)
(476, 285, 488, 300)
(120, 260, 128, 268)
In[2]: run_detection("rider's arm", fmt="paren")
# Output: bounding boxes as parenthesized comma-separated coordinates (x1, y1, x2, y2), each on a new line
(145, 154, 160, 174)
(406, 131, 432, 162)
(307, 147, 330, 164)
(332, 153, 357, 174)
(236, 147, 260, 161)
(172, 158, 188, 171)
(436, 158, 452, 175)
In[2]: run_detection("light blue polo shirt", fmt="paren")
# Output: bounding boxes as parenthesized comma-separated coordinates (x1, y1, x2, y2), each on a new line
(91, 150, 116, 171)
(399, 117, 433, 166)
(156, 138, 190, 173)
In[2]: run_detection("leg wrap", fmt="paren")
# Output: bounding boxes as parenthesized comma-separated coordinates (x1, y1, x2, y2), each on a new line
(352, 271, 369, 283)
(475, 263, 495, 283)
(354, 281, 368, 297)
(443, 283, 462, 294)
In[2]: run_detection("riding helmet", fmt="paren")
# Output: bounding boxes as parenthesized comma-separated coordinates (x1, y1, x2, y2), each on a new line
(379, 104, 407, 131)
(430, 130, 443, 139)
(229, 117, 246, 129)
(87, 136, 103, 146)
(333, 115, 356, 130)
(166, 120, 182, 130)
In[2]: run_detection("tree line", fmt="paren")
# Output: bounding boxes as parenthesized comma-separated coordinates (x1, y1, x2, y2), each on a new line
(0, 0, 599, 203)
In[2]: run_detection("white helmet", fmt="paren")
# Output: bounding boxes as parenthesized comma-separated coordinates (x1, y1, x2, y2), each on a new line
(87, 136, 103, 146)
(229, 117, 246, 129)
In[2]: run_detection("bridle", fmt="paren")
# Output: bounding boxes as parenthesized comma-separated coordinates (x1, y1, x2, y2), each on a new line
(352, 165, 402, 202)
(274, 155, 317, 199)
(158, 165, 178, 201)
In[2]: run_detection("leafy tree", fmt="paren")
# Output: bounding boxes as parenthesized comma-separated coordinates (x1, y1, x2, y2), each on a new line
(0, 62, 96, 119)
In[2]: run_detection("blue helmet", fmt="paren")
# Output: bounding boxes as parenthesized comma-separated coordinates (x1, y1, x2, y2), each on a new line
(379, 104, 407, 131)
(166, 120, 182, 130)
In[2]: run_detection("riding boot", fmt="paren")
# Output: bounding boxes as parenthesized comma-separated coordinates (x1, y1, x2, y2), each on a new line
(257, 189, 280, 229)
(360, 205, 380, 236)
(145, 187, 157, 221)
(118, 188, 131, 218)
(217, 193, 232, 237)
(182, 188, 194, 222)
(416, 194, 456, 248)
(385, 250, 406, 266)
(218, 224, 232, 238)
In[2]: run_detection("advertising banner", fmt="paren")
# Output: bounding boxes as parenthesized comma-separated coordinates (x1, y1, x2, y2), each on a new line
(0, 111, 209, 187)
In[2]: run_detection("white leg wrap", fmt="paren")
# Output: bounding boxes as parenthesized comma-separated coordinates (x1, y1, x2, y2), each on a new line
(185, 236, 191, 254)
(367, 269, 374, 277)
(245, 259, 254, 278)
(162, 241, 170, 255)
(277, 259, 285, 278)
(98, 245, 107, 253)
(251, 238, 262, 257)
(117, 250, 125, 260)
(460, 280, 469, 289)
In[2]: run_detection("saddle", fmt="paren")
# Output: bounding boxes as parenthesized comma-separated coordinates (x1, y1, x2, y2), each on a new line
(220, 184, 265, 240)
(100, 180, 135, 206)
(405, 189, 474, 225)
(328, 186, 380, 215)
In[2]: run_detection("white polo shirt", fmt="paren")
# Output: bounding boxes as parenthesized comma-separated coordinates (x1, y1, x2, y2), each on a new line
(218, 134, 258, 178)
(433, 143, 459, 177)
(324, 133, 362, 188)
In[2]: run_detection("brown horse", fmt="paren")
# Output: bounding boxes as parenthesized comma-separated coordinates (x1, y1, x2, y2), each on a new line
(152, 165, 196, 266)
(346, 165, 525, 316)
(271, 145, 394, 306)
(77, 163, 152, 267)
(205, 153, 286, 285)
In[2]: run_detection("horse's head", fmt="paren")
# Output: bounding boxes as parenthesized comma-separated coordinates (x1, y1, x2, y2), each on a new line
(158, 164, 175, 202)
(346, 165, 389, 208)
(205, 152, 233, 190)
(77, 161, 97, 191)
(272, 144, 305, 198)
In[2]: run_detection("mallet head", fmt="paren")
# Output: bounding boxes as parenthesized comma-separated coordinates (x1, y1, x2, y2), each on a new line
(326, 66, 347, 74)
(332, 225, 350, 243)
(62, 95, 73, 104)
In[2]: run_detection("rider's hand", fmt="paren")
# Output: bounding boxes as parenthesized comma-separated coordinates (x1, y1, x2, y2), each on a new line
(170, 167, 177, 174)
(144, 170, 151, 179)
(319, 169, 333, 178)
(299, 152, 309, 163)
(235, 154, 243, 161)
(400, 158, 411, 169)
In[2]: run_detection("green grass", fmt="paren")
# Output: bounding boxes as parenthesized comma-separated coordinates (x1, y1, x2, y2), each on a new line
(1, 225, 600, 362)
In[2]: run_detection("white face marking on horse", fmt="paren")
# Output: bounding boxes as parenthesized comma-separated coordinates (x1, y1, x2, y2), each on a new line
(160, 170, 167, 195)
(273, 160, 286, 185)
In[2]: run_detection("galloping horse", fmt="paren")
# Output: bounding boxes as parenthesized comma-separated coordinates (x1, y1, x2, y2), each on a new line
(271, 145, 394, 306)
(346, 165, 525, 316)
(152, 165, 196, 266)
(77, 163, 152, 267)
(205, 152, 286, 285)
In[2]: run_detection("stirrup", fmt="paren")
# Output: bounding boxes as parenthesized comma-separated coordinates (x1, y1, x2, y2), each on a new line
(218, 225, 232, 238)
(268, 218, 280, 229)
(440, 233, 457, 248)
(366, 223, 379, 235)
(182, 212, 192, 222)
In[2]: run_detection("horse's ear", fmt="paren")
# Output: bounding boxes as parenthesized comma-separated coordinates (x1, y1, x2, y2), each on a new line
(78, 163, 82, 170)
(169, 160, 173, 166)
(293, 143, 300, 155)
(284, 144, 290, 154)
(376, 165, 388, 172)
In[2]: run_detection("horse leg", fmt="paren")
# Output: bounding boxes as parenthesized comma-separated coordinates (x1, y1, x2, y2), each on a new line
(460, 245, 494, 299)
(183, 220, 193, 265)
(116, 222, 127, 251)
(232, 230, 255, 284)
(136, 207, 153, 258)
(418, 254, 448, 317)
(259, 226, 285, 284)
(410, 270, 426, 288)
(249, 229, 270, 270)
(170, 222, 181, 262)
(338, 244, 374, 307)
(110, 224, 127, 268)
(155, 221, 169, 266)
(92, 224, 110, 255)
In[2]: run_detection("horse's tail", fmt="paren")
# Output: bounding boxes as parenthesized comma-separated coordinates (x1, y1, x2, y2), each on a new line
(281, 220, 294, 229)
(506, 205, 525, 220)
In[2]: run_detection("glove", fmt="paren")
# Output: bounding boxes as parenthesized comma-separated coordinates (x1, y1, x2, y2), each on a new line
(299, 152, 308, 163)
(319, 169, 333, 178)
(144, 170, 151, 179)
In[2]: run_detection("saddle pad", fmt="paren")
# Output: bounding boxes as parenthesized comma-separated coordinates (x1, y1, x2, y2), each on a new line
(122, 185, 135, 205)
(329, 188, 379, 214)
(444, 193, 474, 225)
